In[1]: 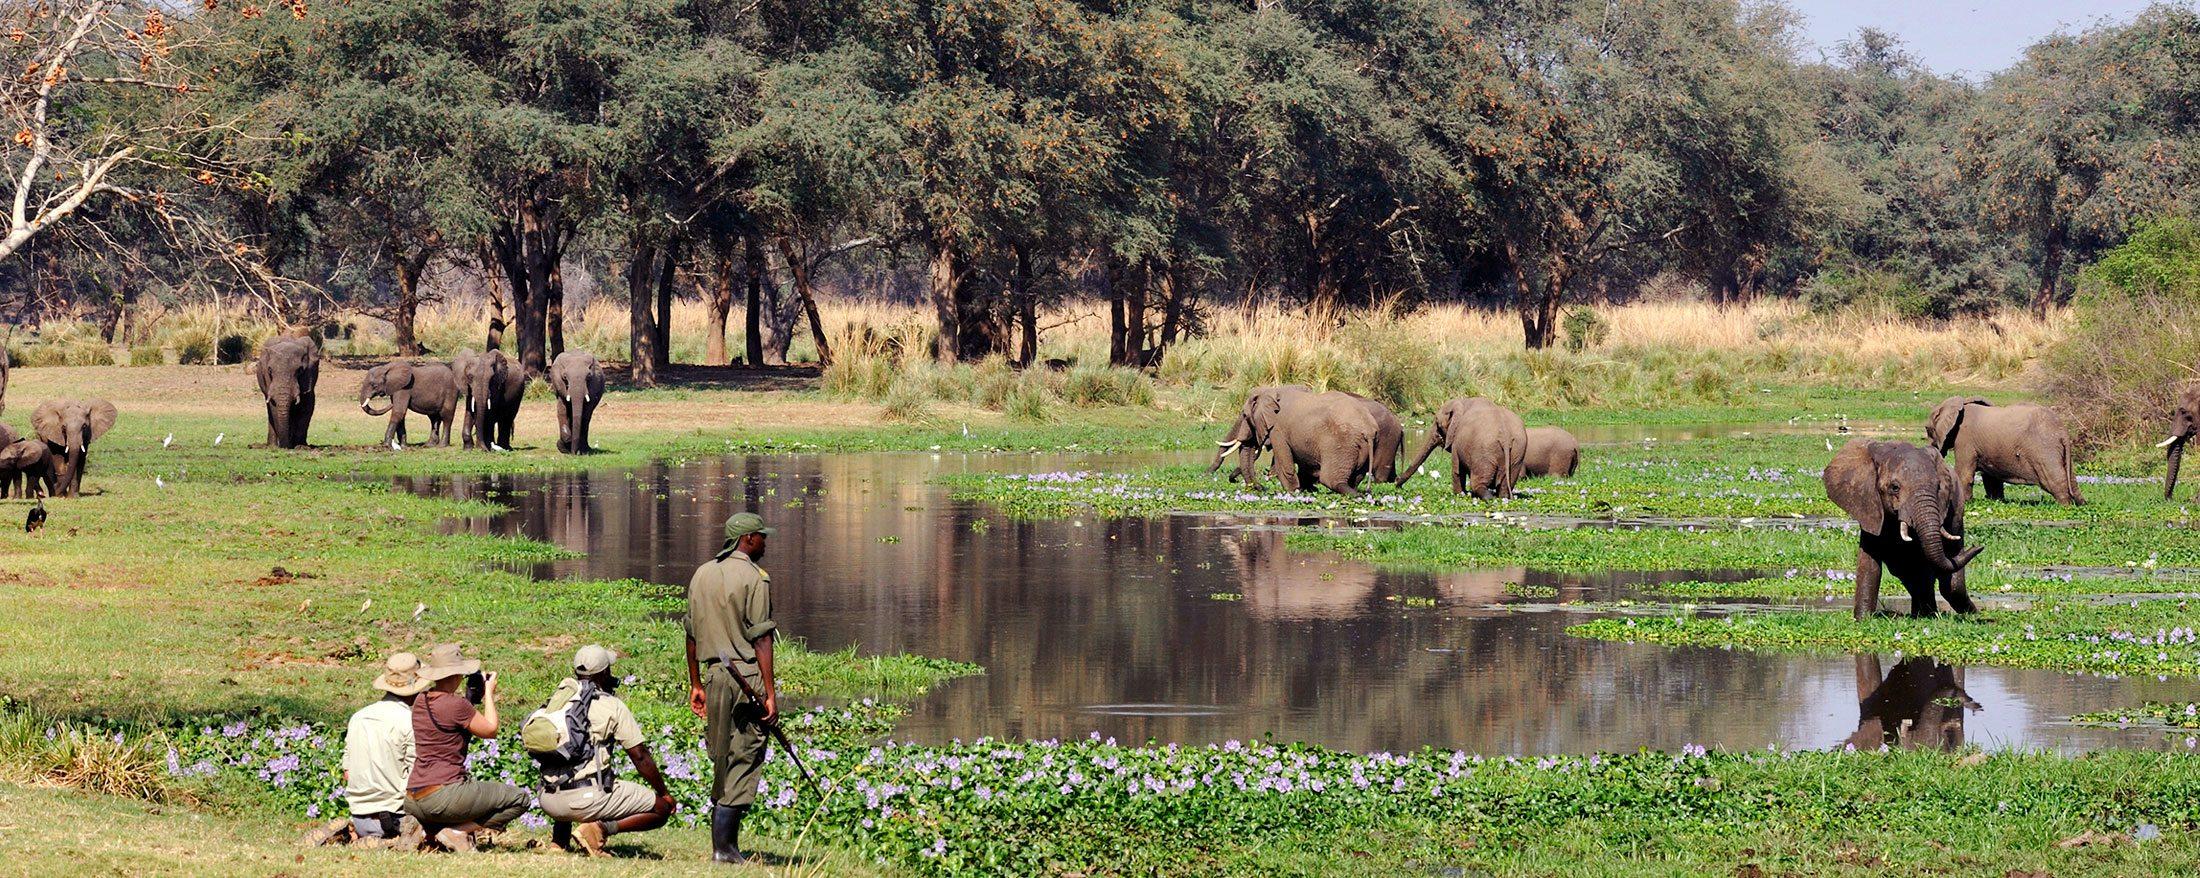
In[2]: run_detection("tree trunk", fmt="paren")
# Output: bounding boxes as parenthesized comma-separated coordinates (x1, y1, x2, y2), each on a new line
(706, 249, 735, 366)
(929, 233, 965, 363)
(392, 248, 432, 356)
(1107, 257, 1129, 367)
(546, 259, 567, 361)
(1158, 262, 1187, 352)
(2032, 225, 2066, 320)
(655, 243, 677, 368)
(777, 237, 834, 367)
(745, 233, 767, 368)
(628, 241, 661, 388)
(514, 198, 558, 379)
(475, 240, 508, 346)
(1014, 244, 1036, 368)
(1504, 238, 1566, 350)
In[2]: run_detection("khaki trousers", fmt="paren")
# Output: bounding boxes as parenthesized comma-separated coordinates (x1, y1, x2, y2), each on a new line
(705, 665, 769, 807)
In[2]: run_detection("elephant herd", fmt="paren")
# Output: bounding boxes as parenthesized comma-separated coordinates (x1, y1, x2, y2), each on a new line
(1210, 384, 2200, 623)
(255, 332, 605, 456)
(1208, 385, 1576, 500)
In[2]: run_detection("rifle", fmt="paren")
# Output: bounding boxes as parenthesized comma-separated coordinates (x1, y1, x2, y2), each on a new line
(720, 655, 822, 799)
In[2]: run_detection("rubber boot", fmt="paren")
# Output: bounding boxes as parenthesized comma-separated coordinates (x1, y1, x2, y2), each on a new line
(710, 804, 748, 864)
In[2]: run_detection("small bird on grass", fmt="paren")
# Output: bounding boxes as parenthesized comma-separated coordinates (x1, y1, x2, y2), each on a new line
(213, 432, 224, 446)
(412, 602, 427, 621)
(24, 494, 45, 534)
(162, 432, 174, 448)
(359, 599, 373, 614)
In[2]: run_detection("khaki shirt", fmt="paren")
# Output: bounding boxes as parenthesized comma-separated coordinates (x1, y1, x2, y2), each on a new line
(341, 697, 414, 815)
(540, 678, 646, 780)
(686, 549, 776, 670)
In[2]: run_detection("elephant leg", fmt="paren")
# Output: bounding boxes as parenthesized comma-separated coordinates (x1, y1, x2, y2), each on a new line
(266, 402, 280, 447)
(1320, 455, 1361, 497)
(1982, 475, 2005, 503)
(1941, 568, 1978, 615)
(1903, 571, 1937, 618)
(1852, 547, 1882, 620)
(1450, 451, 1466, 496)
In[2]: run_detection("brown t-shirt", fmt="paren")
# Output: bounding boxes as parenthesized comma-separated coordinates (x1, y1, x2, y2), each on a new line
(407, 690, 476, 790)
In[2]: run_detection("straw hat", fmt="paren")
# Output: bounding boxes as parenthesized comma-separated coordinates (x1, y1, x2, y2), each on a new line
(418, 643, 482, 682)
(372, 652, 432, 697)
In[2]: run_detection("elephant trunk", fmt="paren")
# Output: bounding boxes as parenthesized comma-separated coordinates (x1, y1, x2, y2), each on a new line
(1396, 433, 1442, 487)
(272, 398, 295, 449)
(567, 393, 588, 453)
(360, 383, 393, 416)
(1208, 436, 1241, 475)
(2167, 436, 2187, 501)
(1908, 496, 1973, 574)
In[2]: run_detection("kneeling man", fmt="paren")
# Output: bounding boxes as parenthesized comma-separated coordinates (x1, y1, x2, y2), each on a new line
(528, 645, 677, 856)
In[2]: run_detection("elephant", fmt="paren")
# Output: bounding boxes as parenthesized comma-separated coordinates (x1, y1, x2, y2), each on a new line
(254, 334, 322, 449)
(450, 350, 480, 448)
(466, 349, 525, 451)
(1398, 397, 1527, 499)
(1523, 426, 1580, 478)
(1842, 654, 1977, 753)
(1208, 385, 1312, 485)
(548, 350, 605, 454)
(0, 436, 50, 498)
(1823, 439, 1985, 620)
(1924, 396, 2083, 506)
(2160, 382, 2200, 500)
(359, 360, 461, 448)
(32, 398, 117, 498)
(1343, 392, 1404, 484)
(1262, 391, 1379, 496)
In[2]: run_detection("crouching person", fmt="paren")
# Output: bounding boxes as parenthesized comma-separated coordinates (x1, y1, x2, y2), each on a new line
(404, 644, 530, 852)
(526, 645, 677, 857)
(305, 652, 429, 849)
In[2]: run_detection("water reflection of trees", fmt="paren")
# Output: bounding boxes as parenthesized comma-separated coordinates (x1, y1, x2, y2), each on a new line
(395, 457, 2200, 754)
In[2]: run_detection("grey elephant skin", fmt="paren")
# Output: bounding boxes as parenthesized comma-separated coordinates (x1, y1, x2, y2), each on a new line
(1209, 385, 1312, 485)
(360, 360, 461, 448)
(1924, 396, 2083, 506)
(450, 350, 480, 448)
(1399, 397, 1526, 499)
(1260, 391, 1379, 496)
(1523, 427, 1580, 478)
(254, 335, 322, 449)
(2161, 382, 2200, 500)
(32, 398, 116, 498)
(1343, 392, 1404, 483)
(1845, 654, 1976, 752)
(0, 423, 51, 498)
(1824, 439, 1984, 619)
(548, 350, 605, 454)
(466, 349, 525, 450)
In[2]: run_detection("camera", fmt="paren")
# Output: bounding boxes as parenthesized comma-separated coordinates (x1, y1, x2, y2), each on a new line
(463, 671, 487, 704)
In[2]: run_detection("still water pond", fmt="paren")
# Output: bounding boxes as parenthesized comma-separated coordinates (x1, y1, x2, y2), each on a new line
(398, 451, 2200, 755)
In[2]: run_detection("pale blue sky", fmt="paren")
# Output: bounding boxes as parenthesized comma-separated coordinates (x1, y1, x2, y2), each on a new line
(1786, 0, 2165, 78)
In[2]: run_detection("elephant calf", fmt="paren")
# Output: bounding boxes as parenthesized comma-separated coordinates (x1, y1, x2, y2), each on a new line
(1824, 439, 1985, 619)
(360, 360, 462, 448)
(0, 423, 51, 498)
(2161, 382, 2200, 501)
(1924, 396, 2082, 506)
(549, 350, 605, 454)
(1523, 426, 1580, 478)
(1399, 397, 1526, 499)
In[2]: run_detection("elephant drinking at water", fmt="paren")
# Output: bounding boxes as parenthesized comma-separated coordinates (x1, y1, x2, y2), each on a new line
(360, 360, 461, 448)
(1398, 398, 1526, 499)
(1924, 396, 2083, 505)
(548, 350, 605, 454)
(1823, 439, 1985, 619)
(32, 398, 116, 498)
(2161, 382, 2200, 501)
(254, 334, 321, 449)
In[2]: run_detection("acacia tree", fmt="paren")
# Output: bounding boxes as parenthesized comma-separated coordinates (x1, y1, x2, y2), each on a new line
(1962, 6, 2200, 319)
(0, 1, 268, 267)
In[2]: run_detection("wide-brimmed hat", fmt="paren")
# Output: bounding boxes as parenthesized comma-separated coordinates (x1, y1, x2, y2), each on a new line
(723, 512, 774, 541)
(573, 644, 618, 676)
(419, 643, 482, 682)
(373, 652, 432, 696)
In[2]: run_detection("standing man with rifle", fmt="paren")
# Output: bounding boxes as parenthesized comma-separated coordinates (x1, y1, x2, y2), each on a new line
(685, 512, 780, 865)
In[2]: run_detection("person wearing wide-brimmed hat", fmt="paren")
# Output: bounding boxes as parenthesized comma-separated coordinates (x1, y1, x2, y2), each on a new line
(684, 511, 780, 864)
(305, 652, 432, 849)
(403, 643, 530, 852)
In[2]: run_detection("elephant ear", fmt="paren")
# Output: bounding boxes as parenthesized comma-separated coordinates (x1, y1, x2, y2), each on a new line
(1927, 397, 1988, 452)
(0, 423, 15, 447)
(1435, 399, 1460, 440)
(86, 399, 116, 442)
(32, 400, 65, 445)
(1824, 439, 1885, 536)
(385, 361, 414, 389)
(1939, 463, 1965, 532)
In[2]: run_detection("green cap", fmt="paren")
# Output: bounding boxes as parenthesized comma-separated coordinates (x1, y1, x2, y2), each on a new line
(724, 512, 775, 541)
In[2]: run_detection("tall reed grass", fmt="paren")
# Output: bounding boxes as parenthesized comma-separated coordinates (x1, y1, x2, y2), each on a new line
(0, 709, 172, 801)
(4, 297, 2058, 415)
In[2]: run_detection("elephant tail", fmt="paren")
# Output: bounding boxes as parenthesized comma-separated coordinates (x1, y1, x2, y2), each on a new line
(2057, 434, 2085, 505)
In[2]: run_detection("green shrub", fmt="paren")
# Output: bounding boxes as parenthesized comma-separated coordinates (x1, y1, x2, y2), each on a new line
(1060, 366, 1154, 408)
(2043, 216, 2200, 451)
(1004, 378, 1054, 421)
(129, 345, 163, 366)
(880, 377, 934, 421)
(1805, 267, 1940, 320)
(1561, 306, 1609, 353)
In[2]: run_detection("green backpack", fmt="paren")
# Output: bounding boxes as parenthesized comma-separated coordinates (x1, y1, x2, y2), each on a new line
(521, 681, 601, 779)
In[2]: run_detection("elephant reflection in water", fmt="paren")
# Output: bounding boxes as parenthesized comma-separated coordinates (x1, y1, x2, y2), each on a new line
(1226, 530, 1379, 620)
(1843, 654, 1979, 752)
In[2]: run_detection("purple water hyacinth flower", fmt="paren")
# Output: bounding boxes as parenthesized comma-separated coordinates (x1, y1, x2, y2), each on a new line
(221, 720, 248, 738)
(520, 812, 550, 829)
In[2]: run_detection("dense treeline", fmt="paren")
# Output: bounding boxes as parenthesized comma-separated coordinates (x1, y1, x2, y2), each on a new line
(2, 0, 2198, 379)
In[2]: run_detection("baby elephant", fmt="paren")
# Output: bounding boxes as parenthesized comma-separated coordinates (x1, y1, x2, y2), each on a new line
(359, 360, 461, 448)
(1924, 396, 2082, 506)
(1824, 439, 1985, 619)
(548, 350, 605, 454)
(0, 424, 52, 498)
(1523, 426, 1580, 478)
(1398, 397, 1526, 499)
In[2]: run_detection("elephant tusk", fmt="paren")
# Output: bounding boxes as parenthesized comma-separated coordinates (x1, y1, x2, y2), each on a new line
(2162, 435, 2185, 448)
(1899, 521, 1914, 542)
(1941, 529, 1962, 542)
(1215, 440, 1239, 449)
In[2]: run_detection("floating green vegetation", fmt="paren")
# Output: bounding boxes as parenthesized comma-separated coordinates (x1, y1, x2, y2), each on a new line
(2073, 702, 2200, 731)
